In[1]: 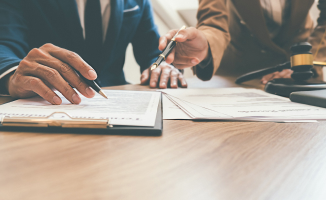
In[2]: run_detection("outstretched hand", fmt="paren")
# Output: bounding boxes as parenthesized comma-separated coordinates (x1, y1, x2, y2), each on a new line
(158, 27, 210, 69)
(140, 62, 187, 89)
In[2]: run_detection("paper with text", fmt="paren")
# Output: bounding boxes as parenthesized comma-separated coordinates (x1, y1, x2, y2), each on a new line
(161, 88, 326, 121)
(0, 90, 160, 127)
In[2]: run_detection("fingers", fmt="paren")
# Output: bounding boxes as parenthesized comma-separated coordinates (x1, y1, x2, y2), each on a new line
(261, 69, 293, 84)
(261, 73, 275, 84)
(40, 43, 97, 80)
(35, 54, 95, 98)
(26, 76, 62, 105)
(178, 73, 188, 88)
(146, 64, 187, 89)
(140, 68, 150, 85)
(158, 67, 172, 89)
(172, 54, 200, 68)
(159, 29, 180, 64)
(149, 67, 162, 88)
(174, 27, 198, 42)
(169, 70, 179, 88)
(23, 62, 81, 104)
(159, 29, 178, 51)
(165, 48, 175, 64)
(276, 69, 293, 79)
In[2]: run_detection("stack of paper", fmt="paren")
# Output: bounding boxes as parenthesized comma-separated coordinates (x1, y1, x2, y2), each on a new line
(161, 88, 326, 122)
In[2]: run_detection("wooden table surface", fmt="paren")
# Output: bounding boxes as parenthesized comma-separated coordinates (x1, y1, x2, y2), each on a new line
(1, 76, 326, 200)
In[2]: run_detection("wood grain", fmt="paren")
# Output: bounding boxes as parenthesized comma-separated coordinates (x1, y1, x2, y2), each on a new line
(1, 76, 326, 200)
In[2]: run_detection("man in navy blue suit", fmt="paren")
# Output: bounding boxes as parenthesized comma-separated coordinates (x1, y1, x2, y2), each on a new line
(0, 0, 187, 105)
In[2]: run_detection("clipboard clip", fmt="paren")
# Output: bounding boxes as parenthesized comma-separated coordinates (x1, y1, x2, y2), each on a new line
(0, 112, 112, 129)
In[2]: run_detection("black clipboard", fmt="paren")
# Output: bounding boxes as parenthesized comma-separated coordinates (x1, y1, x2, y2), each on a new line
(0, 94, 163, 136)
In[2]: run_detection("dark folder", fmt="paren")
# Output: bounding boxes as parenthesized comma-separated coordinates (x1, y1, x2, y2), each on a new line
(290, 89, 326, 109)
(0, 95, 163, 136)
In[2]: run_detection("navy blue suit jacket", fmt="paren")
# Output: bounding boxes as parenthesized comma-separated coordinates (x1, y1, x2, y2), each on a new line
(0, 0, 161, 86)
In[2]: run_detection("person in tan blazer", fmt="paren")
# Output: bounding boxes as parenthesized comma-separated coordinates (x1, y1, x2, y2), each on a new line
(159, 0, 326, 84)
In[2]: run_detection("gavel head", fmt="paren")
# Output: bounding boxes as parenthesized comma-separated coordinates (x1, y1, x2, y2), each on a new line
(290, 42, 314, 81)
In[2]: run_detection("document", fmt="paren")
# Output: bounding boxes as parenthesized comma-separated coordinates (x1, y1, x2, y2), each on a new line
(161, 88, 326, 121)
(163, 95, 191, 120)
(0, 90, 161, 127)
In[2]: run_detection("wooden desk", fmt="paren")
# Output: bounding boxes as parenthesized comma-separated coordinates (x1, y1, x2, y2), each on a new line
(1, 76, 326, 200)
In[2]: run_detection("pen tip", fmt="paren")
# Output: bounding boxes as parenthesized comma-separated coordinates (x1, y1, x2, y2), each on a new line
(99, 90, 108, 99)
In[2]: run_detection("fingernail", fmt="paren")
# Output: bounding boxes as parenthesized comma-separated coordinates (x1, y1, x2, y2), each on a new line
(191, 59, 198, 65)
(176, 35, 184, 39)
(53, 96, 61, 105)
(161, 82, 166, 87)
(88, 70, 97, 79)
(72, 94, 81, 104)
(86, 87, 95, 96)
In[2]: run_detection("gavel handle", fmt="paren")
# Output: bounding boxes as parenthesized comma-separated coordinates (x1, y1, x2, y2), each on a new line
(235, 61, 291, 84)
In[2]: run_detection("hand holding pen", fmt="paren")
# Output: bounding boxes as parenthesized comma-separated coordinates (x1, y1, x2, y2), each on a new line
(5, 43, 106, 105)
(158, 27, 210, 70)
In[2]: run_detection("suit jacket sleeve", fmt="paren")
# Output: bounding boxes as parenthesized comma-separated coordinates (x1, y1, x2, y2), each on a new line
(309, 0, 326, 62)
(131, 0, 161, 73)
(193, 0, 230, 81)
(0, 0, 29, 75)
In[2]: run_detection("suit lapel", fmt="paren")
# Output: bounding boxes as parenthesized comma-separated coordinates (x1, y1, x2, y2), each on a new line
(55, 0, 84, 46)
(103, 0, 124, 57)
(274, 0, 314, 45)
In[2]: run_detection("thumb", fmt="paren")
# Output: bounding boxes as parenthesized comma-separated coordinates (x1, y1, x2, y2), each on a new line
(174, 27, 198, 42)
(140, 68, 150, 85)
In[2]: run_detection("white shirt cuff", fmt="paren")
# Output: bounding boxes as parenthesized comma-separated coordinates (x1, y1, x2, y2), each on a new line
(0, 65, 18, 79)
(0, 65, 18, 96)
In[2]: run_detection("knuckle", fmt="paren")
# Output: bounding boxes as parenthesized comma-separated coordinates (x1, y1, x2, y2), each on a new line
(60, 62, 72, 73)
(45, 68, 59, 79)
(42, 43, 54, 49)
(171, 70, 179, 76)
(153, 68, 161, 74)
(75, 79, 84, 88)
(29, 78, 42, 88)
(63, 85, 70, 93)
(13, 73, 23, 82)
(18, 59, 30, 68)
(28, 48, 42, 57)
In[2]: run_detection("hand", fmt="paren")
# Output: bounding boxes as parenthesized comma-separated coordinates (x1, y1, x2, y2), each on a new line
(7, 43, 97, 105)
(140, 63, 187, 89)
(159, 27, 209, 69)
(261, 69, 293, 84)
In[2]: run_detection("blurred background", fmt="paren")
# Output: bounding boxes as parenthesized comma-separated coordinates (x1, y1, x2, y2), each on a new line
(123, 0, 320, 84)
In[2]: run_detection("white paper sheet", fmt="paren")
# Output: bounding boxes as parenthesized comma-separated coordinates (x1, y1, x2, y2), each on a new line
(161, 88, 326, 121)
(0, 90, 160, 127)
(162, 95, 191, 120)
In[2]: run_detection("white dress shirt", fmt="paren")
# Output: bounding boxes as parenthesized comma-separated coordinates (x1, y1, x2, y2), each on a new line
(75, 0, 111, 42)
(260, 0, 291, 38)
(0, 0, 112, 95)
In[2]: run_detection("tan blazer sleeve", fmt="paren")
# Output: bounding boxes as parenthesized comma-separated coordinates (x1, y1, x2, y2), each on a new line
(193, 0, 230, 81)
(309, 0, 326, 61)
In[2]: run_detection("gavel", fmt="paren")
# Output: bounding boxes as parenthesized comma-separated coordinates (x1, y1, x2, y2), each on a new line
(235, 42, 326, 84)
